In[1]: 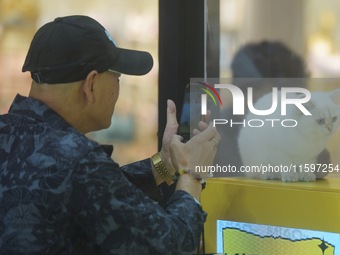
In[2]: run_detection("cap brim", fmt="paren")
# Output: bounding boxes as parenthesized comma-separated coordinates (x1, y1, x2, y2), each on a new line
(112, 48, 153, 76)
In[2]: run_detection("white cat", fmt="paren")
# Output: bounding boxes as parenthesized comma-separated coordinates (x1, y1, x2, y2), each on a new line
(238, 88, 340, 182)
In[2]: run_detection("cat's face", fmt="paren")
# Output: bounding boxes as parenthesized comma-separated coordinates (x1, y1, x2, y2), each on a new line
(300, 89, 340, 137)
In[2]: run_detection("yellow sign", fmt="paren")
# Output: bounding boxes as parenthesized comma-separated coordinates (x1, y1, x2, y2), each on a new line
(223, 228, 335, 255)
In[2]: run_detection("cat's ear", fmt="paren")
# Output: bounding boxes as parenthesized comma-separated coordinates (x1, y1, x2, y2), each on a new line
(330, 88, 340, 104)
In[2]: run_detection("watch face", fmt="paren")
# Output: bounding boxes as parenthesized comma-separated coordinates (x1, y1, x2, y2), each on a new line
(151, 153, 162, 165)
(152, 153, 174, 185)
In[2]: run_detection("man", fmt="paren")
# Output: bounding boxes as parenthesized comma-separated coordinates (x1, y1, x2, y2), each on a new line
(0, 15, 220, 254)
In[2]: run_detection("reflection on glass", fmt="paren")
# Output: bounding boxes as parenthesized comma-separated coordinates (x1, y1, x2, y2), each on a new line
(218, 1, 340, 177)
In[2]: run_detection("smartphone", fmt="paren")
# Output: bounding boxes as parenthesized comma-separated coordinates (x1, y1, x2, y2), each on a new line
(178, 83, 206, 142)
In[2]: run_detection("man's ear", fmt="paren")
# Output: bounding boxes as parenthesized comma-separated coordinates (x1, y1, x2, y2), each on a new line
(82, 70, 98, 103)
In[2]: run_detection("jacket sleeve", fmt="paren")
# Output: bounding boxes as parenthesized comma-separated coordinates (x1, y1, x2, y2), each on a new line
(101, 144, 176, 203)
(120, 158, 163, 201)
(70, 148, 205, 255)
(121, 158, 178, 205)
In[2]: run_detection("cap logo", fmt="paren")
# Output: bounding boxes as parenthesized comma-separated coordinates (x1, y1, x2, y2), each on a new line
(105, 29, 118, 47)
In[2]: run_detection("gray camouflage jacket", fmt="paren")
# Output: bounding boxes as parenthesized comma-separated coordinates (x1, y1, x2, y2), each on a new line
(0, 95, 204, 255)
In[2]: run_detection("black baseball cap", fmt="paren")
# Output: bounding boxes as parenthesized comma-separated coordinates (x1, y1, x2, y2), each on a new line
(22, 15, 153, 84)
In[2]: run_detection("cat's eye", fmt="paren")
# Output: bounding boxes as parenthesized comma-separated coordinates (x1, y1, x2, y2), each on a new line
(317, 119, 325, 125)
(332, 116, 338, 122)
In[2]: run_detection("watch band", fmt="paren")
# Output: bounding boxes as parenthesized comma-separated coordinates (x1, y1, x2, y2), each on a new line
(151, 153, 174, 185)
(176, 169, 206, 190)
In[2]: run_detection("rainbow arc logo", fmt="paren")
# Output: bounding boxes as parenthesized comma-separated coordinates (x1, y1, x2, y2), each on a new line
(195, 82, 222, 115)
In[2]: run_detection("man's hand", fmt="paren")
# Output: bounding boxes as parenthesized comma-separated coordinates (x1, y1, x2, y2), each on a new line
(170, 122, 220, 179)
(159, 100, 218, 178)
(159, 100, 179, 175)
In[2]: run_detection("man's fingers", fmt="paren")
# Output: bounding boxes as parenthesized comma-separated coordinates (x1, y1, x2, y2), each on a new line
(166, 99, 178, 126)
(192, 121, 209, 136)
(201, 110, 211, 123)
(171, 134, 184, 143)
(197, 122, 220, 141)
(198, 120, 208, 131)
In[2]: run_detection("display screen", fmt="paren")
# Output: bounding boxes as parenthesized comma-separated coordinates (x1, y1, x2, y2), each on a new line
(217, 220, 340, 255)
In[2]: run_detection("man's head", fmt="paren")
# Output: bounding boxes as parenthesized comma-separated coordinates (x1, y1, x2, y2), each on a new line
(23, 15, 153, 133)
(22, 15, 153, 83)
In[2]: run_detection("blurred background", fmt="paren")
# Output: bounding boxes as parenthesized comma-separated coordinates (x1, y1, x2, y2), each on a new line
(1, 0, 340, 165)
(0, 0, 158, 165)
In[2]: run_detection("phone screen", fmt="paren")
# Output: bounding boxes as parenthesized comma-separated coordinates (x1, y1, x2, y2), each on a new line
(178, 81, 220, 142)
(178, 83, 204, 142)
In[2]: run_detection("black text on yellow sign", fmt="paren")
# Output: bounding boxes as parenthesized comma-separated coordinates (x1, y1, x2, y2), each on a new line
(223, 228, 335, 255)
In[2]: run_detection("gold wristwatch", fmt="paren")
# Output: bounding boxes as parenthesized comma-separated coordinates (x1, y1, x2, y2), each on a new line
(151, 153, 174, 185)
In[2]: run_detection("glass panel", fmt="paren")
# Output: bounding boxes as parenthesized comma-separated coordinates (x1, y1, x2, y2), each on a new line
(216, 0, 340, 177)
